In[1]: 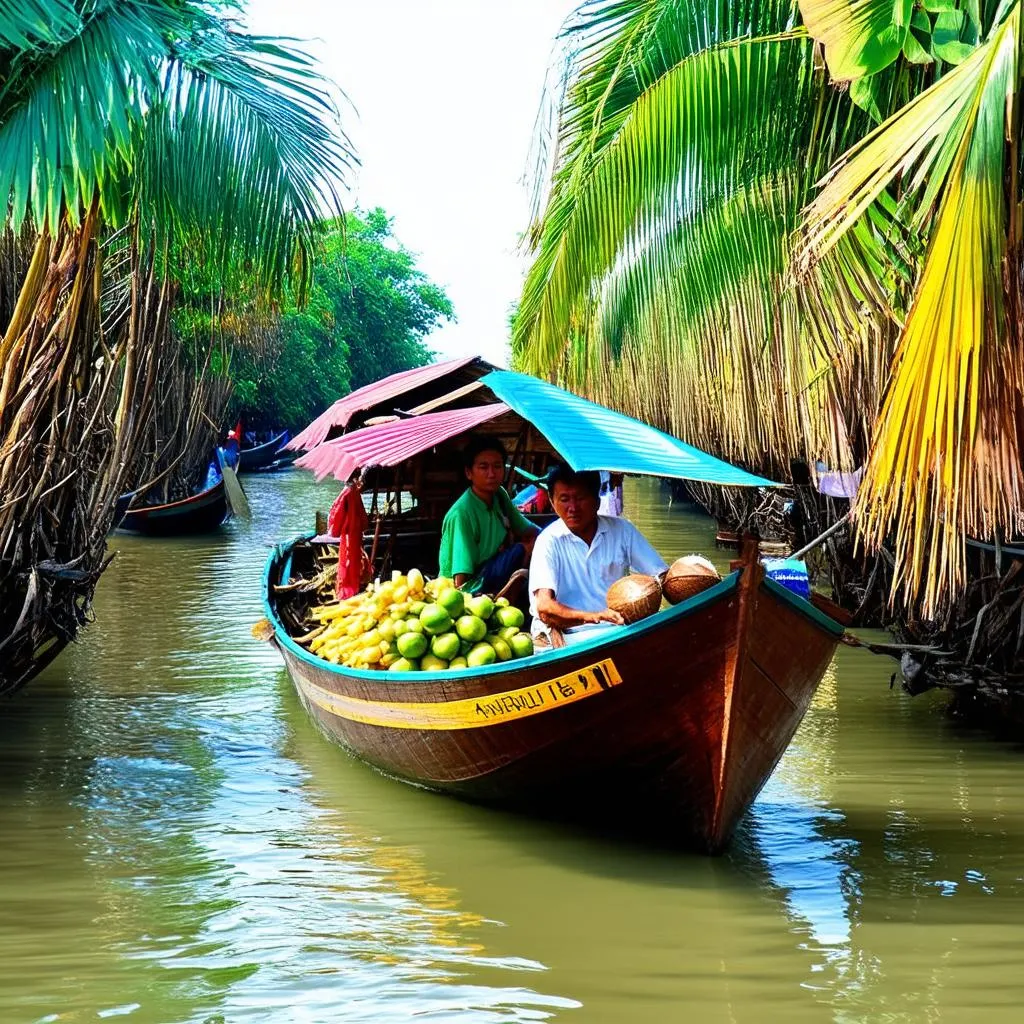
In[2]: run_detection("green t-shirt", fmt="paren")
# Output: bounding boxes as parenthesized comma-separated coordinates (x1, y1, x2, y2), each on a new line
(438, 487, 533, 592)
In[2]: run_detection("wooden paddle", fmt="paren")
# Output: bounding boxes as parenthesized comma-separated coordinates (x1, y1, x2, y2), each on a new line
(217, 448, 251, 521)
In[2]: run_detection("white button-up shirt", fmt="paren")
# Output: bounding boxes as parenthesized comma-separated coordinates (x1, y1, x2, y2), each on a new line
(528, 516, 667, 638)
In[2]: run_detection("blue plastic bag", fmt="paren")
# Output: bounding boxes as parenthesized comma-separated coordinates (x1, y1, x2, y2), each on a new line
(761, 557, 811, 600)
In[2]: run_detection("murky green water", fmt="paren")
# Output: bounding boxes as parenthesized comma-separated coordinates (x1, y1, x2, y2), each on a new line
(3, 474, 1024, 1023)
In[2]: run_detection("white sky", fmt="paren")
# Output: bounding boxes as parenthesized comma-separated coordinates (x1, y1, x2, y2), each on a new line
(245, 0, 579, 368)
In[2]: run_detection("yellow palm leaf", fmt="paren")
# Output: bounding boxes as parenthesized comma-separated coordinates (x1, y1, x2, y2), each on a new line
(826, 8, 1023, 615)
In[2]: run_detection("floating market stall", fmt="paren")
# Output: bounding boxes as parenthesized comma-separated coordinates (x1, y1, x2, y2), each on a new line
(262, 369, 845, 852)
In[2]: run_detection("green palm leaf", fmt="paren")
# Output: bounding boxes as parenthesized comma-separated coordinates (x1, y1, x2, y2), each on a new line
(798, 0, 913, 80)
(0, 1, 173, 233)
(131, 27, 352, 297)
(517, 30, 816, 375)
(0, 1, 353, 296)
(0, 0, 79, 49)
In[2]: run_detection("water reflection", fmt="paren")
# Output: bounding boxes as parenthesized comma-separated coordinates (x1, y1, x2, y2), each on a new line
(2, 472, 1024, 1022)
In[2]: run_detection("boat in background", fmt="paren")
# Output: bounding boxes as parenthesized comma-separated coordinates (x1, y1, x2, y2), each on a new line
(118, 478, 229, 536)
(238, 429, 290, 473)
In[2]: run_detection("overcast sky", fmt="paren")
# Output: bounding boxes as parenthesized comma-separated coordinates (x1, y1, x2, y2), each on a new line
(245, 0, 580, 367)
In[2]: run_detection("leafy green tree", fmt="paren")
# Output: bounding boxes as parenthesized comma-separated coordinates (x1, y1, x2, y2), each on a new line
(225, 208, 454, 431)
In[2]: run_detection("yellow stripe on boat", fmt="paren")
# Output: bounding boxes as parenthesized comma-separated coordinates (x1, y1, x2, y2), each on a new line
(298, 658, 623, 730)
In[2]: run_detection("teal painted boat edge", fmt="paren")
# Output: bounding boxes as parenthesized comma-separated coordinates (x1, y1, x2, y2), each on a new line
(761, 576, 846, 638)
(481, 370, 778, 488)
(262, 534, 744, 685)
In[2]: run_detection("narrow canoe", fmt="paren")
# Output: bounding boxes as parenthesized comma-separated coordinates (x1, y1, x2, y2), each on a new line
(264, 537, 844, 852)
(238, 430, 290, 473)
(117, 480, 228, 536)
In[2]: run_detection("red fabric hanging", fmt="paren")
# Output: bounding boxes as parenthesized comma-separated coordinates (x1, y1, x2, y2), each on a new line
(328, 484, 369, 598)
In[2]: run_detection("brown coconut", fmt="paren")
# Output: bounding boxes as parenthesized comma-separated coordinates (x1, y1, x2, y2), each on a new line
(606, 573, 662, 623)
(662, 555, 721, 605)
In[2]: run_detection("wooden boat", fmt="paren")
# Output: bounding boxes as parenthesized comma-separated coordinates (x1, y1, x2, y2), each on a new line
(268, 367, 845, 850)
(248, 451, 300, 474)
(117, 479, 228, 536)
(238, 430, 290, 473)
(265, 535, 843, 852)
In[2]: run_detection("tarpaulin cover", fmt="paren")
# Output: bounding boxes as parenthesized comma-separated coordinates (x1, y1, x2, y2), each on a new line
(294, 404, 510, 482)
(481, 371, 777, 487)
(287, 357, 481, 452)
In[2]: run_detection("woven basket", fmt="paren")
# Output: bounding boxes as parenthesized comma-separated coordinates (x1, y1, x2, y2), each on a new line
(663, 555, 721, 605)
(606, 573, 662, 623)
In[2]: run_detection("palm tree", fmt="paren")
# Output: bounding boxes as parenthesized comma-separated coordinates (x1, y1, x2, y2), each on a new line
(0, 0, 355, 693)
(516, 0, 1021, 619)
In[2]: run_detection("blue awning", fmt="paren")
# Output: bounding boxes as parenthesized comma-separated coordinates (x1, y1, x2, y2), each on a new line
(482, 371, 778, 488)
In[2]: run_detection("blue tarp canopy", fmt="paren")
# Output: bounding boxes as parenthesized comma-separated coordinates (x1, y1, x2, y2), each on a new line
(482, 371, 777, 488)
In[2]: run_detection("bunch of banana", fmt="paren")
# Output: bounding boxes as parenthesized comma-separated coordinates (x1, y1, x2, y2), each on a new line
(300, 569, 436, 668)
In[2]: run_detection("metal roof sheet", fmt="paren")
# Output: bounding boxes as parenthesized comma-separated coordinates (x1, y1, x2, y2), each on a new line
(287, 357, 484, 452)
(481, 371, 778, 487)
(294, 404, 511, 482)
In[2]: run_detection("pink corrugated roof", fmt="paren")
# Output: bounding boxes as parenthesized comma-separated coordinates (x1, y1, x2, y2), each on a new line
(287, 357, 482, 452)
(295, 404, 511, 482)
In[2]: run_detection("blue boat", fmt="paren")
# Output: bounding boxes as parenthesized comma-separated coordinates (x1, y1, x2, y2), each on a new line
(238, 430, 290, 473)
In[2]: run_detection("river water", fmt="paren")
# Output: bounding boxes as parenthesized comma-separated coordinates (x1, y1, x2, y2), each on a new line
(3, 473, 1024, 1023)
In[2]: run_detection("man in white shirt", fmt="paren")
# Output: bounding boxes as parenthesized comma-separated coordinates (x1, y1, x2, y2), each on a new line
(529, 466, 667, 642)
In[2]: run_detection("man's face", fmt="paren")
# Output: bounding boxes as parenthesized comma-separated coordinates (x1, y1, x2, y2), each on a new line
(466, 449, 505, 497)
(551, 481, 599, 533)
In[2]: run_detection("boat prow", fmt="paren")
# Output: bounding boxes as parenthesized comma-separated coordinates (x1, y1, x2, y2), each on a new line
(264, 537, 843, 852)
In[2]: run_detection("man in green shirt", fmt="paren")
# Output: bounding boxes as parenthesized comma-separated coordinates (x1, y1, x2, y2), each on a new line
(438, 435, 540, 594)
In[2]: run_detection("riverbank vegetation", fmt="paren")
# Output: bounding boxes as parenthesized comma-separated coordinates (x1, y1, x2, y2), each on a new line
(0, 0, 352, 693)
(187, 208, 452, 434)
(515, 0, 1024, 696)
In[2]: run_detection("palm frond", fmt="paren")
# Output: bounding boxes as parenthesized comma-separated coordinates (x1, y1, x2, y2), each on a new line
(798, 0, 913, 80)
(516, 30, 816, 375)
(0, 0, 79, 49)
(0, 1, 354, 297)
(131, 23, 353, 298)
(799, 23, 1008, 264)
(0, 1, 173, 233)
(802, 4, 1021, 612)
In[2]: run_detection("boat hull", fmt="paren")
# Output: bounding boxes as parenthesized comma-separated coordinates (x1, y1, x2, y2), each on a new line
(265, 540, 843, 851)
(118, 481, 228, 536)
(238, 431, 289, 473)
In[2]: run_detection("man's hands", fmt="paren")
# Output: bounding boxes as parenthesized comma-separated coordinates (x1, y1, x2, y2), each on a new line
(585, 607, 625, 626)
(534, 589, 624, 629)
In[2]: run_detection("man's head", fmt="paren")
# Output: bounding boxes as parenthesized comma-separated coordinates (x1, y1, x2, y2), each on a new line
(548, 465, 602, 534)
(462, 435, 507, 499)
